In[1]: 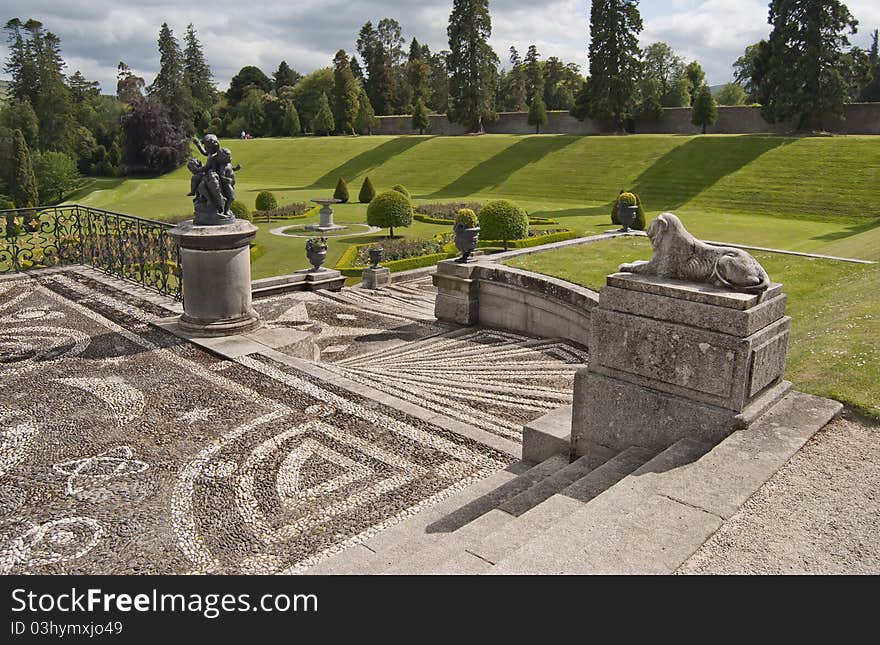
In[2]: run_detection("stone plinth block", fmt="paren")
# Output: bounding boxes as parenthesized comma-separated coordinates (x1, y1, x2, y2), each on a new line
(251, 268, 345, 297)
(170, 219, 261, 337)
(362, 266, 391, 290)
(432, 259, 480, 325)
(571, 273, 792, 456)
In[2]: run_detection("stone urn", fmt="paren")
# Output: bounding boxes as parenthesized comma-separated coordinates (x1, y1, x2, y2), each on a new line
(617, 204, 639, 233)
(306, 236, 328, 271)
(453, 223, 480, 263)
(368, 247, 384, 269)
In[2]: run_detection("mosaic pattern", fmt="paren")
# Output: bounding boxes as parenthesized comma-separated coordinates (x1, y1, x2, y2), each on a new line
(0, 274, 510, 574)
(325, 330, 586, 440)
(253, 280, 587, 440)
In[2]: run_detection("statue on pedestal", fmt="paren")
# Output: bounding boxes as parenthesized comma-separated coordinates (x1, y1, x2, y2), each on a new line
(619, 213, 770, 295)
(188, 134, 241, 225)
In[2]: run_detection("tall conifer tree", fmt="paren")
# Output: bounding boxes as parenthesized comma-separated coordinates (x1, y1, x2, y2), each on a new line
(183, 24, 216, 116)
(150, 23, 192, 131)
(333, 50, 360, 134)
(579, 0, 643, 129)
(447, 0, 498, 132)
(10, 128, 38, 208)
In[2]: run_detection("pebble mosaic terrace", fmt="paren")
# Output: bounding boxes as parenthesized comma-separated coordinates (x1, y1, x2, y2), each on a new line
(0, 270, 587, 574)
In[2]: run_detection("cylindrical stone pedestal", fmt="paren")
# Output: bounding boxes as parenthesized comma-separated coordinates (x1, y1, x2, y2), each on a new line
(170, 219, 261, 337)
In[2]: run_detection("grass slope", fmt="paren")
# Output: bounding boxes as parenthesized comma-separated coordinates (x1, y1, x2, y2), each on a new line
(506, 237, 880, 418)
(68, 134, 880, 278)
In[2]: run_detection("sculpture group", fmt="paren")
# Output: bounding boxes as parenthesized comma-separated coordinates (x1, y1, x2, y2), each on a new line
(188, 134, 241, 226)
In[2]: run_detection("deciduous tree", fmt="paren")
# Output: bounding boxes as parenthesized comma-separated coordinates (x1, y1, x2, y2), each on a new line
(755, 0, 863, 130)
(716, 82, 746, 106)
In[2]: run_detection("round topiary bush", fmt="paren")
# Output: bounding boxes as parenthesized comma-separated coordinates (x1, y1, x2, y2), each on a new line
(478, 199, 528, 249)
(229, 199, 252, 221)
(391, 184, 411, 200)
(454, 208, 479, 229)
(334, 177, 349, 203)
(359, 176, 376, 203)
(255, 191, 278, 212)
(367, 189, 413, 237)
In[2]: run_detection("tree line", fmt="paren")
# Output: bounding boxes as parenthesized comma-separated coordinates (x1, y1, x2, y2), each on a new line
(571, 0, 878, 133)
(2, 1, 879, 205)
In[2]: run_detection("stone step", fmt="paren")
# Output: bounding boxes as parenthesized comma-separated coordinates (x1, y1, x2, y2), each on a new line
(301, 461, 531, 575)
(437, 444, 659, 573)
(492, 391, 841, 574)
(499, 445, 619, 517)
(319, 287, 435, 320)
(378, 454, 572, 574)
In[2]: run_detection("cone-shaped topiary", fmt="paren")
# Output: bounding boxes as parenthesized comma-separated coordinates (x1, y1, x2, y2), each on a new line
(391, 184, 411, 200)
(334, 177, 349, 203)
(478, 199, 528, 250)
(359, 176, 376, 203)
(367, 189, 413, 238)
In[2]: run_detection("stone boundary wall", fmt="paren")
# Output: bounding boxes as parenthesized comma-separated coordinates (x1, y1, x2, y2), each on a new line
(375, 103, 880, 136)
(432, 259, 599, 347)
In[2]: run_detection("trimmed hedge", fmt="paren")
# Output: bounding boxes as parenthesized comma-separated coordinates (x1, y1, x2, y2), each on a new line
(478, 199, 529, 246)
(334, 241, 456, 277)
(263, 203, 319, 220)
(527, 216, 560, 226)
(414, 212, 558, 226)
(477, 228, 577, 249)
(391, 184, 411, 199)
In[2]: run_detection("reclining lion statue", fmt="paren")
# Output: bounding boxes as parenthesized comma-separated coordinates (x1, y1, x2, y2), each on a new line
(619, 212, 771, 294)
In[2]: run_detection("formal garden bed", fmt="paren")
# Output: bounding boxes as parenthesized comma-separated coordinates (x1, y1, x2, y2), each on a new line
(414, 201, 559, 226)
(334, 236, 458, 276)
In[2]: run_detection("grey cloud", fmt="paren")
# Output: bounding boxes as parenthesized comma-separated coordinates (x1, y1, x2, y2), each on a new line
(2, 0, 878, 96)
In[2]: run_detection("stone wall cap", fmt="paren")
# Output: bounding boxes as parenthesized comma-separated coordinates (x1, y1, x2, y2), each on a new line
(606, 272, 782, 310)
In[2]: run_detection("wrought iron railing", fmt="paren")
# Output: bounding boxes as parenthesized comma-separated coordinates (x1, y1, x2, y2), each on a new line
(0, 205, 182, 299)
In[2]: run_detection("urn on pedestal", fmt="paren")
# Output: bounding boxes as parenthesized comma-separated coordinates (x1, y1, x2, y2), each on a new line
(306, 236, 328, 271)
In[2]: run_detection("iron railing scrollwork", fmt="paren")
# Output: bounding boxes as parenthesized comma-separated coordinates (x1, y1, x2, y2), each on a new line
(0, 205, 182, 300)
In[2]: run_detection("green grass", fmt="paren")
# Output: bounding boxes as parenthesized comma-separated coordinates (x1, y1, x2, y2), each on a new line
(60, 135, 880, 267)
(67, 134, 880, 276)
(506, 237, 880, 418)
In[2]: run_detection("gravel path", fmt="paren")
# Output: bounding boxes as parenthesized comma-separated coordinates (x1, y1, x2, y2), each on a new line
(679, 411, 880, 574)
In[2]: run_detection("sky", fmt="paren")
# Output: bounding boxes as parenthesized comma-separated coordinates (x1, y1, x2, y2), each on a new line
(1, 0, 878, 95)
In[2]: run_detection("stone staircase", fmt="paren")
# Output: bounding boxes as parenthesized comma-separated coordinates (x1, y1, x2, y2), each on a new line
(303, 390, 841, 575)
(318, 280, 436, 321)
